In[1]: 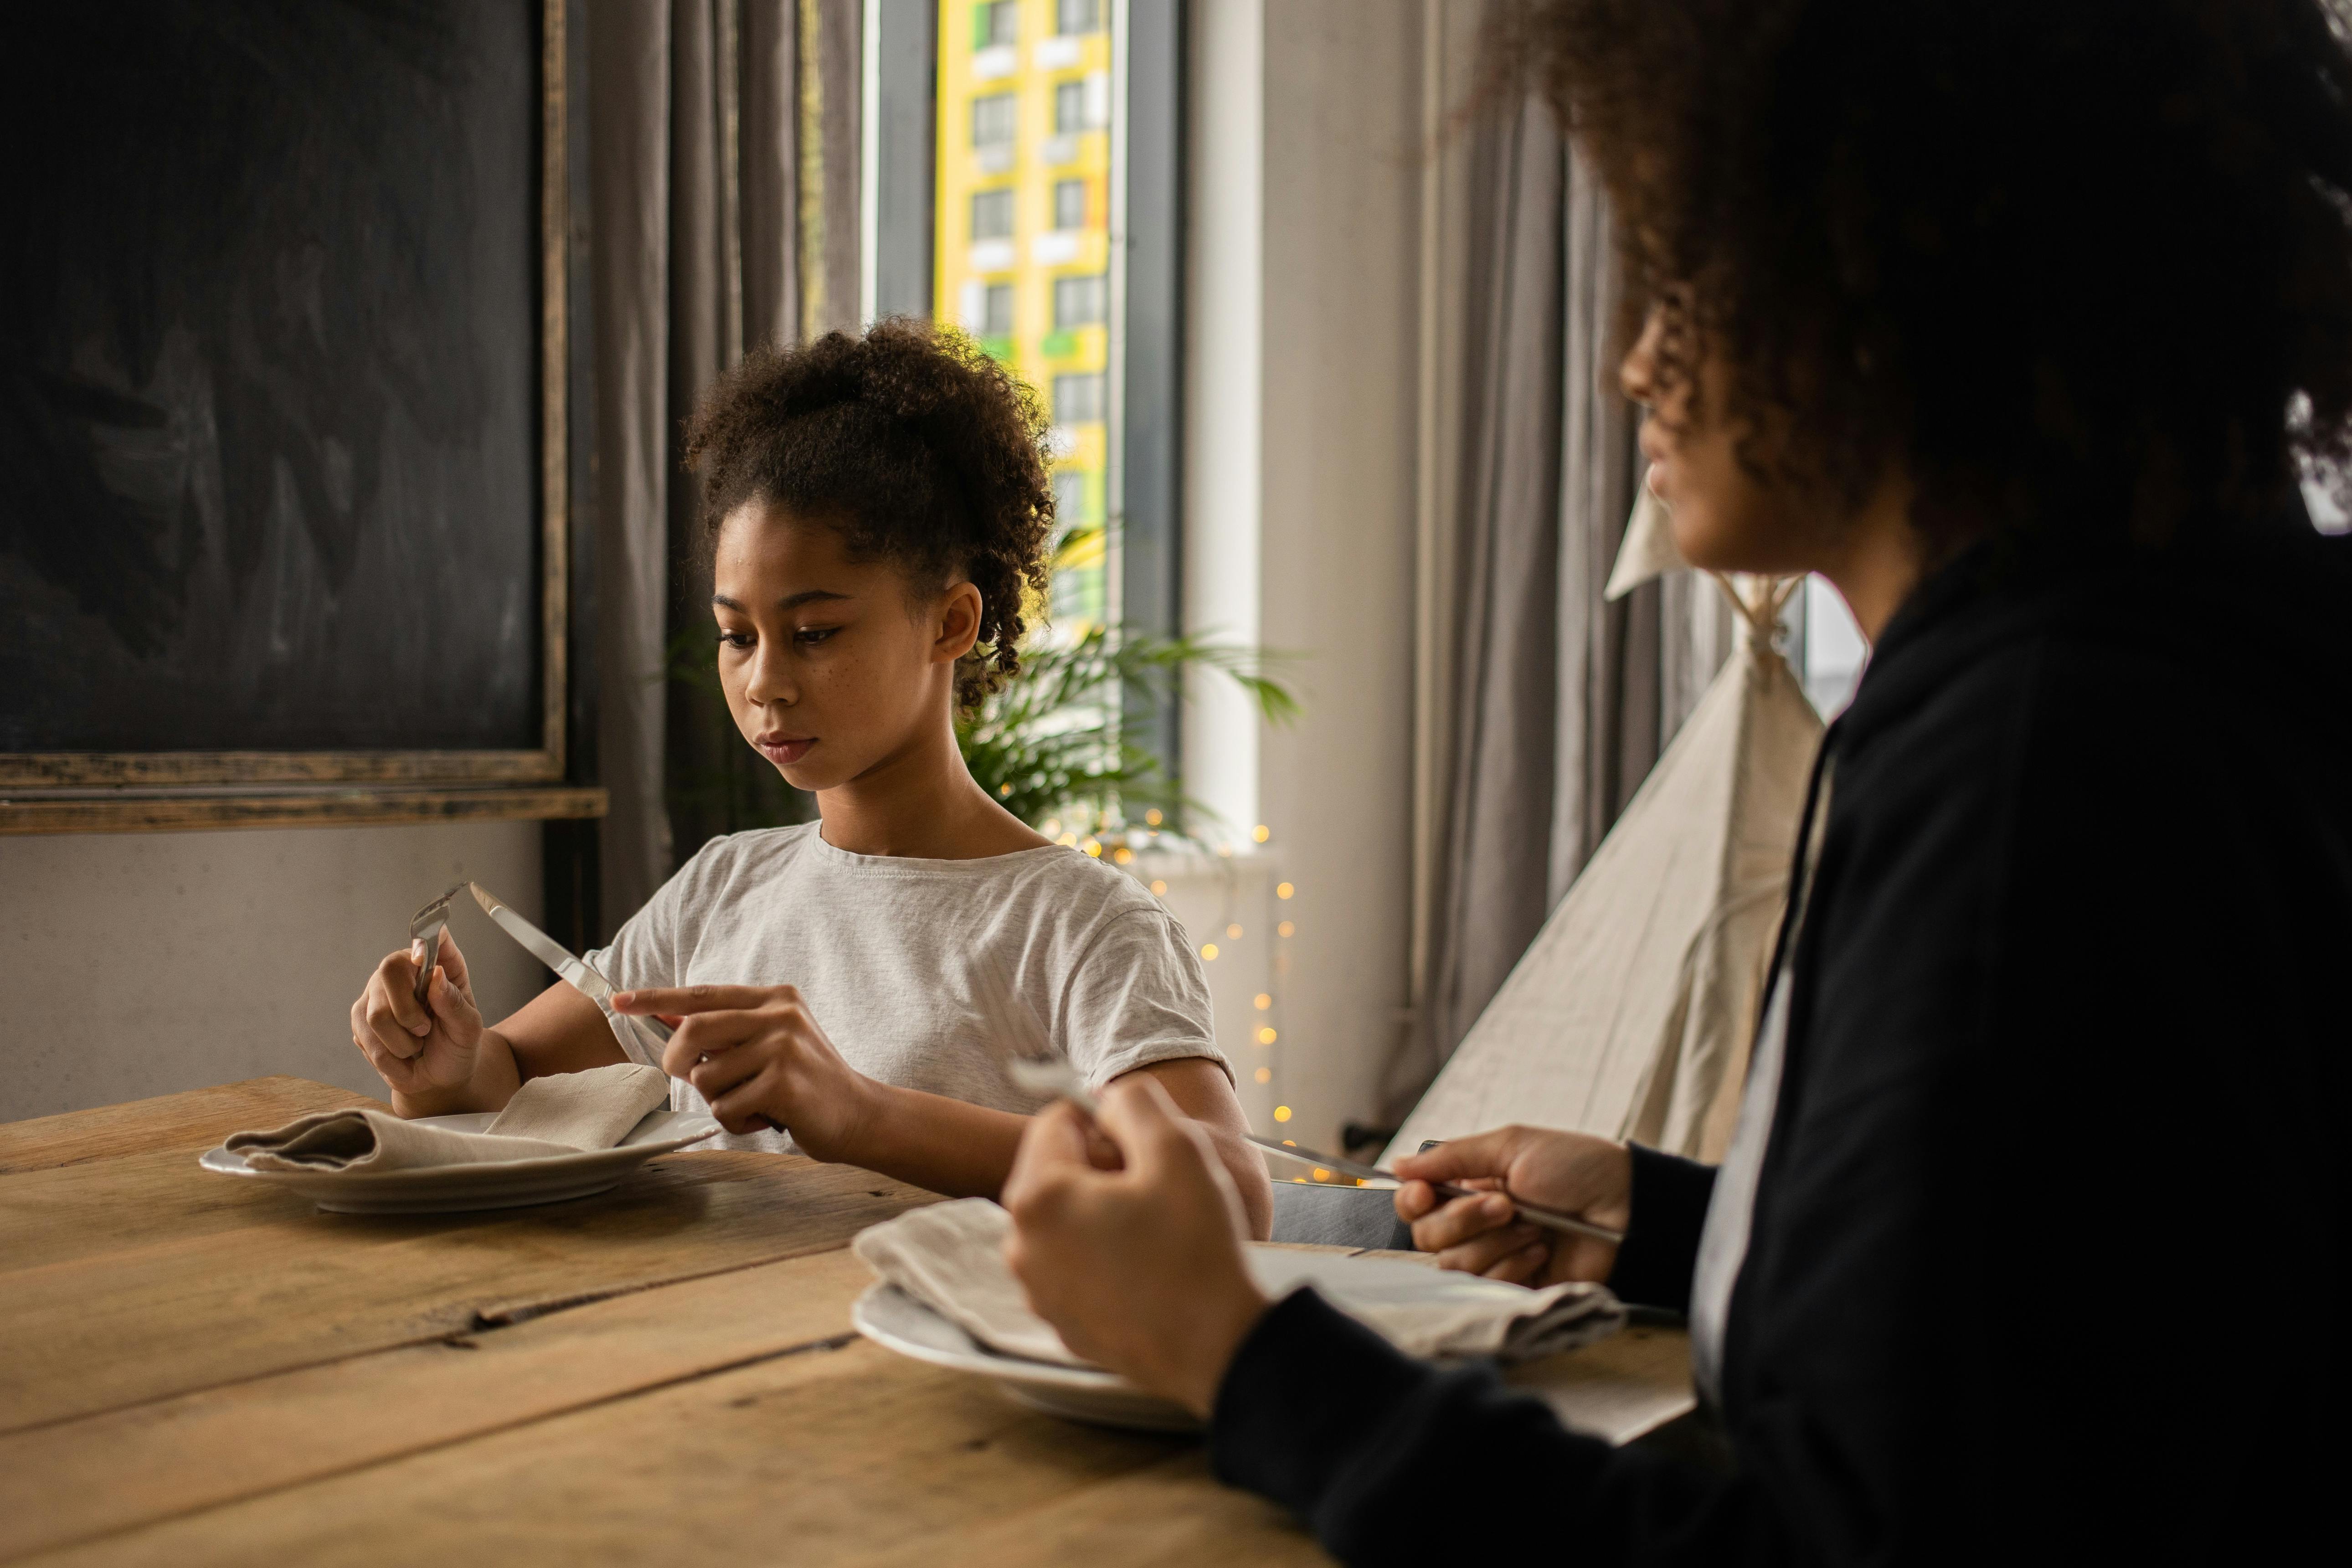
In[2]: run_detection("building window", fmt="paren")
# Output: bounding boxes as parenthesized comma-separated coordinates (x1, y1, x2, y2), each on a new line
(971, 187, 1014, 242)
(980, 281, 1015, 338)
(926, 1, 1176, 650)
(1054, 273, 1106, 329)
(972, 93, 1015, 150)
(1053, 371, 1105, 425)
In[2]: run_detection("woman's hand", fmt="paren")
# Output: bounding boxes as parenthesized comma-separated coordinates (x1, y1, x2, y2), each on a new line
(1392, 1125, 1632, 1286)
(1003, 1078, 1269, 1418)
(612, 983, 875, 1152)
(351, 929, 486, 1098)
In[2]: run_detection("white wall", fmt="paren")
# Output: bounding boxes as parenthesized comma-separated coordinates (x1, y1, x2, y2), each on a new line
(0, 821, 547, 1123)
(1184, 0, 1422, 1152)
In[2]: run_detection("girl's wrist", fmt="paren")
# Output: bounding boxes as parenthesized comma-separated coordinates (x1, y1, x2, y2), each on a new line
(798, 1065, 892, 1163)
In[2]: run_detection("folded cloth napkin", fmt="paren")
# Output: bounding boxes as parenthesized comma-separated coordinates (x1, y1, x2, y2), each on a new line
(485, 1063, 671, 1148)
(852, 1198, 1623, 1370)
(227, 1063, 671, 1174)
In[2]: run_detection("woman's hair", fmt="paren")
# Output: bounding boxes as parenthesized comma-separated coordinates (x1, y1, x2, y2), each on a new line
(1506, 0, 2352, 555)
(684, 318, 1056, 709)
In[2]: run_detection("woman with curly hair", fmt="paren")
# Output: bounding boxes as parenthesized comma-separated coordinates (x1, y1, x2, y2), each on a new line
(1000, 0, 2349, 1560)
(345, 320, 1268, 1231)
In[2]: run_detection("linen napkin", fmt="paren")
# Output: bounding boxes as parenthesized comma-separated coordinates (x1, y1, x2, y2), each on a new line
(484, 1063, 671, 1148)
(227, 1063, 670, 1174)
(852, 1198, 1623, 1370)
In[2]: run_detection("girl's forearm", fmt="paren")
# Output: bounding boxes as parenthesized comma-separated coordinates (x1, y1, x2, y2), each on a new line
(829, 1081, 1030, 1198)
(389, 1029, 524, 1119)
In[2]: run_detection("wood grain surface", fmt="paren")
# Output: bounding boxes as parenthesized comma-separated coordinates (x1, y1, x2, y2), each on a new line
(0, 1149, 929, 1432)
(2, 1077, 1693, 1567)
(0, 1076, 371, 1175)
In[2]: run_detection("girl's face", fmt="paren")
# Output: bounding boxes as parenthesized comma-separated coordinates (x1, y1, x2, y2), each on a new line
(1621, 304, 1832, 576)
(711, 501, 981, 792)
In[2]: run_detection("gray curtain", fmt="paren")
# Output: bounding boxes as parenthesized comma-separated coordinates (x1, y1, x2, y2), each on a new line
(588, 0, 860, 936)
(1384, 80, 1720, 1123)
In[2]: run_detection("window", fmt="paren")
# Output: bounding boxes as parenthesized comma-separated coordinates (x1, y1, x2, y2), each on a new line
(1053, 371, 1105, 425)
(971, 93, 1015, 149)
(921, 0, 1179, 654)
(1053, 272, 1106, 329)
(971, 187, 1014, 241)
(980, 282, 1014, 338)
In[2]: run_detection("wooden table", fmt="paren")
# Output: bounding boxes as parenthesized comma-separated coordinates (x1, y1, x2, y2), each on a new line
(0, 1077, 1693, 1566)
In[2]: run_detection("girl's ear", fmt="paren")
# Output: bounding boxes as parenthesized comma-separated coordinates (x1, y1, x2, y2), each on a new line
(932, 581, 984, 664)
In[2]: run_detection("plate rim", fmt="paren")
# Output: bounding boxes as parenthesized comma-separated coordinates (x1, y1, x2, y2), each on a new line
(850, 1281, 1141, 1394)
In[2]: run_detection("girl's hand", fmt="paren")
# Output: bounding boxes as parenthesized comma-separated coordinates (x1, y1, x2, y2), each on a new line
(1391, 1125, 1632, 1286)
(1002, 1077, 1267, 1418)
(612, 984, 876, 1153)
(351, 929, 486, 1095)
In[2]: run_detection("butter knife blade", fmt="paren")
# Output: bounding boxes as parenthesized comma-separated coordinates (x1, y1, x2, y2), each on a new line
(465, 882, 673, 1044)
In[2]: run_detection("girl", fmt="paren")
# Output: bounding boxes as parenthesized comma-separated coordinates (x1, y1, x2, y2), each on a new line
(350, 322, 1270, 1235)
(998, 0, 2350, 1561)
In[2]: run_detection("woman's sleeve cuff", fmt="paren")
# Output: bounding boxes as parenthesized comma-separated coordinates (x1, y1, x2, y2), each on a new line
(1605, 1144, 1718, 1314)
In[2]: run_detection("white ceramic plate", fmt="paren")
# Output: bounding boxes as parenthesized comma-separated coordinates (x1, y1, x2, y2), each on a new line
(851, 1245, 1498, 1434)
(198, 1110, 722, 1214)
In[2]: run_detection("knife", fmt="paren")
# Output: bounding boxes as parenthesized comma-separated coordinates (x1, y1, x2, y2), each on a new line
(1002, 1057, 1623, 1246)
(452, 883, 785, 1133)
(463, 882, 664, 1041)
(1247, 1136, 1624, 1245)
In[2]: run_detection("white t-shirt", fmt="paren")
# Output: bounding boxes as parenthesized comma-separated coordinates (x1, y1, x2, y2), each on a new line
(585, 824, 1225, 1154)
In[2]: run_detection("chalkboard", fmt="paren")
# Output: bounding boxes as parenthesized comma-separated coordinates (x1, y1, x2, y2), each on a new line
(0, 0, 566, 781)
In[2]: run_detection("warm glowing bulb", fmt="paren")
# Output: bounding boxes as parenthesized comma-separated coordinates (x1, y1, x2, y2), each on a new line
(1225, 923, 1243, 939)
(1200, 943, 1219, 961)
(1144, 808, 1163, 826)
(1257, 1026, 1277, 1044)
(1059, 832, 1078, 846)
(1081, 838, 1101, 857)
(1312, 1167, 1331, 1182)
(1112, 846, 1133, 864)
(1273, 1105, 1293, 1123)
(1254, 992, 1272, 1010)
(1253, 1066, 1271, 1084)
(1252, 824, 1271, 843)
(1282, 1138, 1297, 1146)
(1149, 879, 1168, 895)
(1276, 882, 1295, 900)
(998, 783, 1013, 797)
(1278, 920, 1296, 938)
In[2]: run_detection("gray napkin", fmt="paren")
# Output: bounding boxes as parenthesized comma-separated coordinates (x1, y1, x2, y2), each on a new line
(486, 1063, 670, 1147)
(852, 1198, 1624, 1370)
(228, 1063, 670, 1174)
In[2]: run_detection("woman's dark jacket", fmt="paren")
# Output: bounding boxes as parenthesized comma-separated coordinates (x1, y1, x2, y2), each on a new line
(1210, 519, 2350, 1565)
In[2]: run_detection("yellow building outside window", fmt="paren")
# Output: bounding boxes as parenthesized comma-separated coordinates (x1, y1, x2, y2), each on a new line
(935, 0, 1113, 638)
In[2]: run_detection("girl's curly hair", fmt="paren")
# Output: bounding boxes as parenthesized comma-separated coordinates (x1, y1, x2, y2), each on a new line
(683, 318, 1056, 710)
(1505, 0, 2352, 557)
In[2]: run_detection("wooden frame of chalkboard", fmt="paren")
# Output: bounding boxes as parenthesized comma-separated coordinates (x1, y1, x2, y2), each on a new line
(0, 0, 603, 836)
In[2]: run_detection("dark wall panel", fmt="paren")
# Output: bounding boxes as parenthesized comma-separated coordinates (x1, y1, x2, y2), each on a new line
(0, 0, 544, 752)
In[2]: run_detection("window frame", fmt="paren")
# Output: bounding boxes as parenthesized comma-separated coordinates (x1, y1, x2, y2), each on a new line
(867, 0, 1186, 773)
